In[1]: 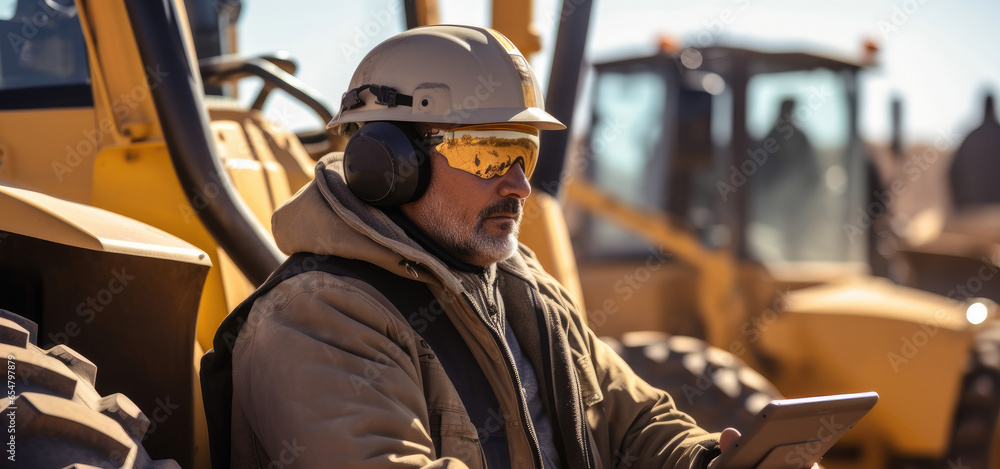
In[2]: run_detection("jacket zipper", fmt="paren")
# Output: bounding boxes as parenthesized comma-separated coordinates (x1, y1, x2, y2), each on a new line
(530, 288, 594, 469)
(462, 292, 545, 469)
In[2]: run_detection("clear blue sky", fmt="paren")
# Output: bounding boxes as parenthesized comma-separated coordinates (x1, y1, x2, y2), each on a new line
(238, 0, 1000, 147)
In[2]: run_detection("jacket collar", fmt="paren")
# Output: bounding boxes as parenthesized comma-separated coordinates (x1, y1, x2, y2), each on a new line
(383, 208, 485, 274)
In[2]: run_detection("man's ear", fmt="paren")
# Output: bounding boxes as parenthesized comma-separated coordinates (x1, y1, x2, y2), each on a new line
(342, 122, 432, 206)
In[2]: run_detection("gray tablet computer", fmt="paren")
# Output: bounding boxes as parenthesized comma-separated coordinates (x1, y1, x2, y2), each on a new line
(708, 391, 879, 469)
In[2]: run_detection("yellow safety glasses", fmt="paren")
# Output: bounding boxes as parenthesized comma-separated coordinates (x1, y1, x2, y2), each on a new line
(424, 124, 540, 179)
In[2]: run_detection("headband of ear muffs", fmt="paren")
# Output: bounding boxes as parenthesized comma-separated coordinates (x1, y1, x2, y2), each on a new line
(342, 121, 432, 207)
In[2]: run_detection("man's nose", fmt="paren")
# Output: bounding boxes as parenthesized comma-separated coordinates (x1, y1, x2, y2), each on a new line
(497, 161, 531, 199)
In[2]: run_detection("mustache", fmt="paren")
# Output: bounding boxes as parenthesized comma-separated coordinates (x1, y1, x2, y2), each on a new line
(481, 198, 522, 219)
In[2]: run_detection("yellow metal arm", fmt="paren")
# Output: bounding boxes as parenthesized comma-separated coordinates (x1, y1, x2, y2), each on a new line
(564, 178, 749, 358)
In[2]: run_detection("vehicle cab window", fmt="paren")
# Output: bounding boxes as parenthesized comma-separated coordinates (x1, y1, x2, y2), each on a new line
(582, 66, 670, 258)
(744, 68, 862, 264)
(0, 0, 90, 108)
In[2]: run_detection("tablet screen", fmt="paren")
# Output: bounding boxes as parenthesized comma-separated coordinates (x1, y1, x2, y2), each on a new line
(710, 391, 879, 469)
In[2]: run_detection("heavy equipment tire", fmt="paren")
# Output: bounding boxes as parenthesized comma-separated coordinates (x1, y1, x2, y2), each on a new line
(943, 324, 1000, 469)
(0, 310, 180, 469)
(602, 331, 783, 433)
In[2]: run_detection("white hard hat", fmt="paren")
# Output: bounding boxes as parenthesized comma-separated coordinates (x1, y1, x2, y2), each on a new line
(327, 24, 565, 131)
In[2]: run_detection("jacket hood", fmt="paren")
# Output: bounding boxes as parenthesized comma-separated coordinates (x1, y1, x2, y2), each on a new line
(271, 153, 538, 292)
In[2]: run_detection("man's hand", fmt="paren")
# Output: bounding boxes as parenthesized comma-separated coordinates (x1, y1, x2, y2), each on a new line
(707, 427, 741, 469)
(711, 427, 820, 468)
(719, 427, 741, 452)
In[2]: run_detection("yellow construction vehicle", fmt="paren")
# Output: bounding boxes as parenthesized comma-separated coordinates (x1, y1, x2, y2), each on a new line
(0, 0, 319, 466)
(891, 93, 1000, 304)
(551, 40, 1000, 468)
(2, 0, 997, 467)
(0, 1, 568, 467)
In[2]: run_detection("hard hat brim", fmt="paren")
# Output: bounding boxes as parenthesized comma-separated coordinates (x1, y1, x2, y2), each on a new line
(327, 106, 566, 131)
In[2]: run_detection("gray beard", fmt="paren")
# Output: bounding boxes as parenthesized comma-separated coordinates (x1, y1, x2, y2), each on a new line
(418, 193, 521, 266)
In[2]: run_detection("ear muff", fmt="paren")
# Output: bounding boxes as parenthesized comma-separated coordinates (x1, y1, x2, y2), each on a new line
(342, 121, 432, 207)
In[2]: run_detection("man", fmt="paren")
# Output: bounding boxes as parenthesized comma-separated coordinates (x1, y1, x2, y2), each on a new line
(226, 25, 738, 468)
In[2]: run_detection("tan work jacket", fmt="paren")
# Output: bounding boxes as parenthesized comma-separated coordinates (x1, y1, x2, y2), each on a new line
(230, 153, 721, 468)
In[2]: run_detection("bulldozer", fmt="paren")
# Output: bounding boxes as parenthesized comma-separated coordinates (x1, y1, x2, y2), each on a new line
(0, 0, 314, 466)
(554, 37, 1000, 469)
(1, 0, 998, 468)
(0, 0, 566, 467)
